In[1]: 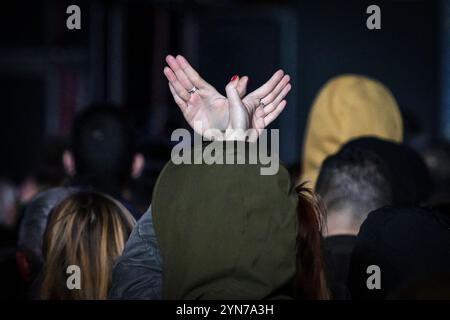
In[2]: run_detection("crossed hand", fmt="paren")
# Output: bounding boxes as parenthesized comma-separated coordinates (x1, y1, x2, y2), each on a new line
(163, 55, 291, 141)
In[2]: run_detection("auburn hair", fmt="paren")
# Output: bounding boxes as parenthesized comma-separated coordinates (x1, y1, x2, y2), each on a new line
(294, 183, 330, 299)
(40, 192, 135, 299)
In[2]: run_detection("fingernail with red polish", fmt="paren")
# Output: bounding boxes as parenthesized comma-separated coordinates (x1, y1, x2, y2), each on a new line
(230, 75, 238, 82)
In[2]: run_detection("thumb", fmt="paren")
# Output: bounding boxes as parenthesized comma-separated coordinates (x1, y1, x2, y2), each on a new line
(236, 76, 248, 98)
(225, 75, 241, 105)
(226, 75, 249, 131)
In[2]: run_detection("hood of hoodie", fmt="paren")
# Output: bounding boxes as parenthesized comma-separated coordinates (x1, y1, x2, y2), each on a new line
(152, 141, 298, 299)
(301, 75, 403, 188)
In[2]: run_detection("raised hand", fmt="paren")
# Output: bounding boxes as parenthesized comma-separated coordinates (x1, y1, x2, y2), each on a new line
(224, 77, 286, 142)
(164, 55, 248, 134)
(163, 54, 291, 139)
(242, 70, 290, 137)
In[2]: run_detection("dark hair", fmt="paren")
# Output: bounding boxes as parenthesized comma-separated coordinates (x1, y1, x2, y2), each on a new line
(71, 104, 137, 195)
(294, 184, 329, 299)
(315, 146, 392, 224)
(336, 137, 431, 206)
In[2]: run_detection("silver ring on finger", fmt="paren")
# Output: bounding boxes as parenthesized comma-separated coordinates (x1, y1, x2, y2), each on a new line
(188, 86, 199, 94)
(259, 98, 265, 107)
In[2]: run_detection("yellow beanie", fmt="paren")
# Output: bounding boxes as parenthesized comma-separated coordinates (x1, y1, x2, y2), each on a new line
(300, 74, 403, 188)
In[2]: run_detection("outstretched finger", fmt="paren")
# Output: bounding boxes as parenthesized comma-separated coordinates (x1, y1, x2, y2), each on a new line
(176, 55, 210, 89)
(264, 100, 287, 126)
(166, 55, 195, 91)
(262, 83, 291, 114)
(164, 66, 191, 101)
(260, 74, 290, 105)
(249, 69, 285, 99)
(236, 76, 248, 98)
(168, 83, 188, 113)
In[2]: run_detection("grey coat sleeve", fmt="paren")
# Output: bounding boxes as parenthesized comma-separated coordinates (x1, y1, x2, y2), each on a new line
(109, 207, 163, 299)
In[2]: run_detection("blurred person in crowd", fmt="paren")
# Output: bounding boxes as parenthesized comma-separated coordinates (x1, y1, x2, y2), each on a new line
(18, 137, 68, 206)
(317, 145, 392, 236)
(62, 105, 145, 205)
(149, 141, 328, 299)
(338, 137, 431, 207)
(17, 188, 75, 289)
(15, 137, 68, 246)
(317, 136, 431, 299)
(417, 138, 450, 212)
(316, 143, 392, 299)
(39, 192, 134, 299)
(348, 207, 450, 299)
(110, 55, 329, 299)
(127, 141, 172, 214)
(0, 180, 26, 299)
(143, 78, 325, 299)
(17, 104, 145, 291)
(18, 177, 41, 207)
(300, 75, 403, 189)
(0, 179, 18, 231)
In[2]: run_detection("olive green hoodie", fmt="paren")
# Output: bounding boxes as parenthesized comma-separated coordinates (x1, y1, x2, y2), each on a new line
(152, 141, 298, 299)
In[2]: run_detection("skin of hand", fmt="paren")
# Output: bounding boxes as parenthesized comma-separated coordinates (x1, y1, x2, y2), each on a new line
(224, 76, 250, 141)
(226, 76, 249, 130)
(164, 54, 291, 140)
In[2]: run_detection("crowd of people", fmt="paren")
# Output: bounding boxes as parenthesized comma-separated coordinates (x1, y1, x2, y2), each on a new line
(1, 54, 450, 300)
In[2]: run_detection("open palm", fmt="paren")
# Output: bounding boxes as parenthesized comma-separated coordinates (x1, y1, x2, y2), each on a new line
(164, 55, 291, 138)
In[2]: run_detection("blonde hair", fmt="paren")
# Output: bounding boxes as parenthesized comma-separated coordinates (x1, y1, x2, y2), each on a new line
(40, 192, 135, 299)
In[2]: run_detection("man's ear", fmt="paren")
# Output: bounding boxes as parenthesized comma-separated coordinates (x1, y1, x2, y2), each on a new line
(131, 153, 145, 179)
(63, 150, 76, 176)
